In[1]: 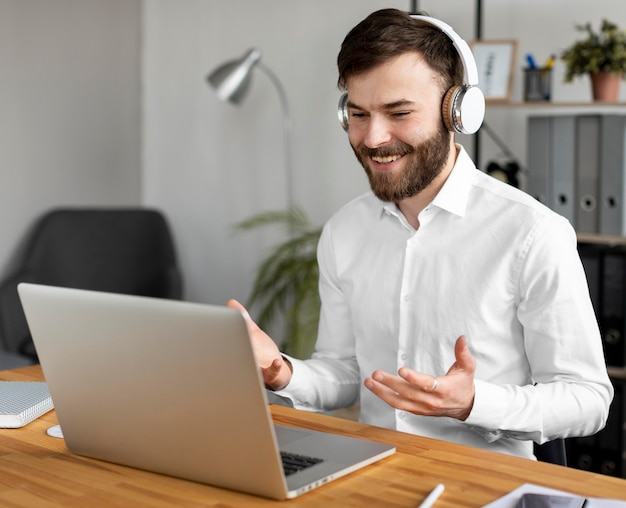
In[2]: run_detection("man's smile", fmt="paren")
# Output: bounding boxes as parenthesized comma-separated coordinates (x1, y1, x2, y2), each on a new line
(371, 154, 403, 164)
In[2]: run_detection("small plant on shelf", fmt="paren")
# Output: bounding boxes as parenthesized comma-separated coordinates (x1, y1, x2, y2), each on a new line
(560, 19, 626, 101)
(560, 19, 626, 82)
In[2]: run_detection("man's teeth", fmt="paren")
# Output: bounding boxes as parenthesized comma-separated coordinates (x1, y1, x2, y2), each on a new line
(372, 154, 401, 163)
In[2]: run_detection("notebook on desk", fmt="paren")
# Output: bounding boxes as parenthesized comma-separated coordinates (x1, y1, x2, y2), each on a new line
(17, 283, 395, 500)
(0, 381, 53, 428)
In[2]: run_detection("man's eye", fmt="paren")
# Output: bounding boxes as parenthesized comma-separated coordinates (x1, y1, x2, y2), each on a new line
(350, 112, 366, 118)
(392, 111, 410, 117)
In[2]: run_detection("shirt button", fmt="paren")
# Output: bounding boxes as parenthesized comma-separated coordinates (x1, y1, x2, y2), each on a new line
(403, 294, 411, 302)
(400, 353, 407, 361)
(398, 412, 406, 419)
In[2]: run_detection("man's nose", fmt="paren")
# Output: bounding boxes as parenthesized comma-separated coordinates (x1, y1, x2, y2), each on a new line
(363, 116, 393, 148)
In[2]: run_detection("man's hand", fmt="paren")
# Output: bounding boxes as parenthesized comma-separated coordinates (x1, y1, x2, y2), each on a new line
(226, 299, 293, 391)
(364, 336, 476, 421)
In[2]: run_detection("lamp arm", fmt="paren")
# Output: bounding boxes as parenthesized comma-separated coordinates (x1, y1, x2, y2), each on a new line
(258, 62, 294, 211)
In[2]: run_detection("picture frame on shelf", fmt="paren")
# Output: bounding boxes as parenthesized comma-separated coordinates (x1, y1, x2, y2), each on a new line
(471, 40, 517, 103)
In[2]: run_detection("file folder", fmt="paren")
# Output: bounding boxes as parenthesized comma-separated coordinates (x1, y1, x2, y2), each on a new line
(578, 242, 603, 320)
(550, 116, 576, 225)
(599, 115, 626, 236)
(600, 246, 626, 368)
(527, 116, 551, 206)
(527, 115, 576, 226)
(575, 115, 601, 234)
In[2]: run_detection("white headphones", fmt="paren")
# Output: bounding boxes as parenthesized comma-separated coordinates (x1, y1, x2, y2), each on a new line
(337, 14, 485, 135)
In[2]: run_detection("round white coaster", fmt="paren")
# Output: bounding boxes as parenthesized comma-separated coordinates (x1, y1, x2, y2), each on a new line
(46, 424, 64, 438)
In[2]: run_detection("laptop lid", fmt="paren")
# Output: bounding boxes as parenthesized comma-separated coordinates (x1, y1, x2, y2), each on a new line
(18, 283, 395, 500)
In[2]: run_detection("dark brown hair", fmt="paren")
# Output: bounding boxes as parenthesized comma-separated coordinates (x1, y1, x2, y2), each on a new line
(337, 9, 463, 94)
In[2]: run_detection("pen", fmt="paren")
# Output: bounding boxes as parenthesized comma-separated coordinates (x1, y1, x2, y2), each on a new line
(418, 483, 445, 508)
(543, 54, 556, 70)
(526, 53, 537, 69)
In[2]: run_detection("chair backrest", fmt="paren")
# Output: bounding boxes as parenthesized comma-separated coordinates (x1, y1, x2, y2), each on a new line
(0, 350, 36, 370)
(0, 208, 183, 359)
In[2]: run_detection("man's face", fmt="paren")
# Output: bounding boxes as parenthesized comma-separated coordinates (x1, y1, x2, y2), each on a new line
(345, 52, 453, 202)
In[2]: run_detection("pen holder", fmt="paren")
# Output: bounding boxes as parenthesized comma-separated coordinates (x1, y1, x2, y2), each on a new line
(524, 68, 552, 102)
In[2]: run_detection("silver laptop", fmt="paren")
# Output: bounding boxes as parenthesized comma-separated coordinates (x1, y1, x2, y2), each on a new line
(18, 283, 395, 500)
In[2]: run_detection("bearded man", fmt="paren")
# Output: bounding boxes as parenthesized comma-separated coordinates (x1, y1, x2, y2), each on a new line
(228, 8, 612, 460)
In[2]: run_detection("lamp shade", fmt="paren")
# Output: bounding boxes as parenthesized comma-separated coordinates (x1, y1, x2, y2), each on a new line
(206, 48, 295, 210)
(206, 48, 262, 104)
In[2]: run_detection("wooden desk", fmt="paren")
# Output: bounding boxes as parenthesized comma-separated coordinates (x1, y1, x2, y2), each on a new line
(2, 366, 626, 507)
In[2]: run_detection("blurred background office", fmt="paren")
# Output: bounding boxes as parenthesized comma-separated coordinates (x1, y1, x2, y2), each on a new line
(1, 0, 625, 310)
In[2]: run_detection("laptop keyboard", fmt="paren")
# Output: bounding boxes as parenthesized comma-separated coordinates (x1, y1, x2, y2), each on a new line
(280, 451, 324, 476)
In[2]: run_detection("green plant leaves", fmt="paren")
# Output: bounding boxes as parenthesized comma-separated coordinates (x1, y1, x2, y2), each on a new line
(236, 208, 322, 359)
(561, 19, 626, 82)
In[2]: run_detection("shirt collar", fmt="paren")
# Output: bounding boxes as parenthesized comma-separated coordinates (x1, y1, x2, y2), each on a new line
(379, 144, 476, 219)
(430, 144, 475, 218)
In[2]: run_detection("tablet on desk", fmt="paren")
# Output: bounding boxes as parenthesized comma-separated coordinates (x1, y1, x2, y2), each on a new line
(485, 483, 626, 508)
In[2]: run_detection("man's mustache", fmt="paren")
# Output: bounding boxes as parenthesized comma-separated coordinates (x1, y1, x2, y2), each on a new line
(357, 144, 414, 158)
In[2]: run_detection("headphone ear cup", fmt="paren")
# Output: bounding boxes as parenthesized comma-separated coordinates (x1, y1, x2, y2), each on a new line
(441, 85, 485, 135)
(337, 93, 349, 132)
(441, 86, 459, 133)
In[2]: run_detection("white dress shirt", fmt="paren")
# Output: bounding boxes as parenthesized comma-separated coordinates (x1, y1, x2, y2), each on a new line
(277, 146, 613, 459)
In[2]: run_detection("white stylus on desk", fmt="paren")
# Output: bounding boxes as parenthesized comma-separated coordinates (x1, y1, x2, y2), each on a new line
(418, 483, 445, 508)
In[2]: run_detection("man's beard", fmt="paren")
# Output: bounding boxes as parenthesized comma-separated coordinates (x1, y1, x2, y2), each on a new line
(352, 122, 451, 202)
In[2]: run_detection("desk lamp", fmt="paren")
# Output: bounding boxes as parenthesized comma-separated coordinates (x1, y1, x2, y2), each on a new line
(206, 48, 294, 209)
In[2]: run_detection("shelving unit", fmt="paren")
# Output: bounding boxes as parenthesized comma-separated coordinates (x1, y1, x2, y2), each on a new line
(485, 103, 626, 478)
(570, 234, 626, 478)
(468, 0, 626, 476)
(478, 103, 626, 186)
(501, 103, 626, 479)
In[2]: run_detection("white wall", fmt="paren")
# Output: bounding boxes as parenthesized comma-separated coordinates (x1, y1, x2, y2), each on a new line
(0, 0, 141, 276)
(142, 0, 407, 310)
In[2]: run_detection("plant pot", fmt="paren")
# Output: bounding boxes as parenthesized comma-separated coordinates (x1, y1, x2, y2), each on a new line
(590, 71, 623, 101)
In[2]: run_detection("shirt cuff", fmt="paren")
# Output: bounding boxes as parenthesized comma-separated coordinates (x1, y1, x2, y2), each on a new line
(271, 355, 317, 410)
(464, 379, 507, 442)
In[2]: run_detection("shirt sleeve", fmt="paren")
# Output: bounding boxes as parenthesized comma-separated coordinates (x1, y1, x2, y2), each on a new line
(273, 222, 360, 411)
(465, 213, 614, 444)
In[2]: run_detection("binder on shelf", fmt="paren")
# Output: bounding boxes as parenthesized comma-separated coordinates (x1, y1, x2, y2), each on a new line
(527, 112, 626, 234)
(527, 116, 551, 207)
(550, 116, 576, 225)
(600, 246, 626, 368)
(575, 115, 601, 234)
(0, 381, 53, 428)
(527, 115, 576, 226)
(599, 115, 626, 236)
(578, 242, 603, 319)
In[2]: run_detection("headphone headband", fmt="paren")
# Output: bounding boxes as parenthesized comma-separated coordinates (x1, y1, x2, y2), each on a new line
(409, 15, 479, 86)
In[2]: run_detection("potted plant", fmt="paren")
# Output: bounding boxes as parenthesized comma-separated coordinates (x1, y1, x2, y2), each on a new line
(236, 208, 322, 359)
(560, 19, 626, 101)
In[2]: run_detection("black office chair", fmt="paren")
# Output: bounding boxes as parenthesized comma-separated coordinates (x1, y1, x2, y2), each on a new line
(0, 350, 36, 370)
(534, 439, 568, 466)
(0, 208, 183, 361)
